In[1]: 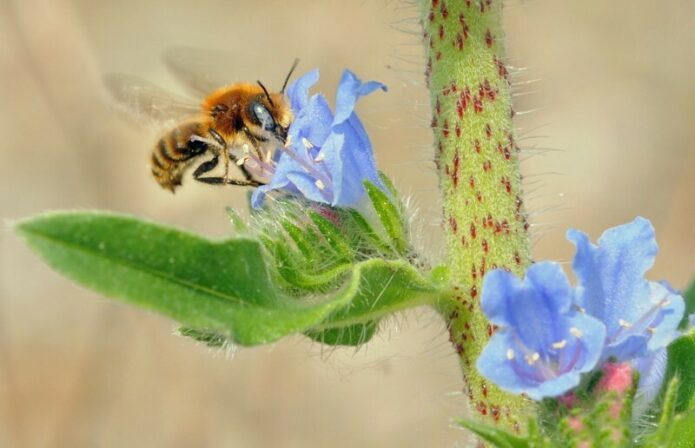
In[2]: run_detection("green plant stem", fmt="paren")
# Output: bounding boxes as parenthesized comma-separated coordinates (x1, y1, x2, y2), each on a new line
(419, 0, 532, 433)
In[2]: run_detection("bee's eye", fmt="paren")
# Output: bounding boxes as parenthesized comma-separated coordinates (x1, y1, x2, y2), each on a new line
(250, 101, 276, 131)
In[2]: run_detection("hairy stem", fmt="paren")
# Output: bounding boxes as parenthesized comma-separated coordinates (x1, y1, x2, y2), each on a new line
(419, 0, 532, 433)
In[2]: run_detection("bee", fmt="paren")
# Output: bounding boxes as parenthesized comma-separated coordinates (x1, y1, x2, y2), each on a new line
(105, 49, 299, 192)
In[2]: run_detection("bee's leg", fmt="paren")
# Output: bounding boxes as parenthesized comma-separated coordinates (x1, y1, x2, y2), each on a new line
(192, 155, 220, 180)
(195, 177, 262, 187)
(242, 127, 266, 160)
(227, 153, 255, 182)
(193, 154, 261, 187)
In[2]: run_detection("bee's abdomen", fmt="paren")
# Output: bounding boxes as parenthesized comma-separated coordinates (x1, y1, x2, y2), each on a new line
(150, 134, 188, 192)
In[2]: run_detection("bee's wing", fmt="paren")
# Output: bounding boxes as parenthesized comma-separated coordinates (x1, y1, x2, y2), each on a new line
(103, 73, 201, 123)
(162, 46, 296, 96)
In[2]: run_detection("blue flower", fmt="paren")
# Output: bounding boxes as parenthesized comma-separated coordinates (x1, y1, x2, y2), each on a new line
(251, 69, 387, 209)
(476, 262, 606, 400)
(567, 217, 684, 361)
(477, 217, 685, 401)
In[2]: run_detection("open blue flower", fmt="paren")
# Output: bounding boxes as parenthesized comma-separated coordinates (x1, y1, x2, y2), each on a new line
(567, 217, 684, 361)
(251, 69, 387, 209)
(476, 262, 606, 400)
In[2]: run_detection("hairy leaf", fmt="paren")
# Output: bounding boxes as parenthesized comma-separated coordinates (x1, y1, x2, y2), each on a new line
(17, 211, 442, 347)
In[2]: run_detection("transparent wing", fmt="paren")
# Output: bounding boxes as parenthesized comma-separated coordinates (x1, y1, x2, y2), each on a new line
(162, 46, 299, 96)
(103, 73, 201, 123)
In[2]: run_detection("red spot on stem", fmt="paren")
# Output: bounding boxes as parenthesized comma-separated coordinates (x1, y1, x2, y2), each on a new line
(449, 216, 458, 233)
(452, 153, 460, 187)
(440, 1, 448, 18)
(485, 29, 494, 48)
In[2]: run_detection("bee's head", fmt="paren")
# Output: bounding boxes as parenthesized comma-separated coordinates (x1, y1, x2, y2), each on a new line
(249, 82, 291, 142)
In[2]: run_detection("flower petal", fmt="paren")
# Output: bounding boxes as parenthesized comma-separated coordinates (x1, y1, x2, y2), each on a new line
(644, 281, 684, 352)
(286, 68, 319, 112)
(567, 217, 671, 361)
(478, 262, 606, 400)
(286, 171, 329, 204)
(288, 93, 333, 148)
(333, 69, 387, 125)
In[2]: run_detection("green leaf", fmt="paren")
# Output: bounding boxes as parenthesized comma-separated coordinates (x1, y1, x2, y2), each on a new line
(17, 211, 443, 347)
(678, 279, 695, 329)
(306, 259, 440, 339)
(458, 418, 529, 448)
(664, 331, 695, 413)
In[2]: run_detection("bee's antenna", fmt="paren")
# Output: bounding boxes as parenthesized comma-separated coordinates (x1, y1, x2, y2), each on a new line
(281, 58, 300, 94)
(256, 80, 275, 107)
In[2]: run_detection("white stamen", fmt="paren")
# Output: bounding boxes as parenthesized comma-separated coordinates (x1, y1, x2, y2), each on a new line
(236, 156, 248, 166)
(284, 135, 293, 148)
(506, 349, 515, 360)
(314, 152, 325, 162)
(552, 339, 568, 349)
(315, 179, 325, 190)
(302, 137, 314, 149)
(570, 327, 583, 338)
(573, 304, 586, 314)
(659, 299, 671, 307)
(618, 319, 632, 329)
(525, 352, 540, 365)
(646, 327, 656, 334)
(264, 149, 272, 163)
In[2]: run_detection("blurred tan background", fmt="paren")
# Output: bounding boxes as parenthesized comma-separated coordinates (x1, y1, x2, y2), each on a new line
(1, 0, 693, 447)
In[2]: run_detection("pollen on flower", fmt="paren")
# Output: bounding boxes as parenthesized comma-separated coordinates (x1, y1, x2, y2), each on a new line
(506, 348, 515, 360)
(525, 352, 540, 365)
(302, 137, 313, 149)
(315, 179, 325, 190)
(618, 319, 632, 329)
(552, 339, 568, 349)
(314, 152, 325, 162)
(570, 327, 583, 338)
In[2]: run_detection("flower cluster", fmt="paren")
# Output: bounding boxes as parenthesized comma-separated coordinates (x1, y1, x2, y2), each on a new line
(251, 69, 387, 210)
(477, 218, 684, 401)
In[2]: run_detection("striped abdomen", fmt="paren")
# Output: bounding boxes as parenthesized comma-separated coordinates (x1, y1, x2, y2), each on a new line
(151, 121, 208, 192)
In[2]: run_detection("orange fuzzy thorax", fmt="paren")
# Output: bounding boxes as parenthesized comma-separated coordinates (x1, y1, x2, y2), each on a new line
(202, 83, 292, 139)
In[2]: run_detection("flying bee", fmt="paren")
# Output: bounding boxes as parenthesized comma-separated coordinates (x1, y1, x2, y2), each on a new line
(105, 50, 299, 192)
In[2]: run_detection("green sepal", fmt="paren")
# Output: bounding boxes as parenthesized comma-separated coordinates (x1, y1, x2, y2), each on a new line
(308, 210, 353, 262)
(305, 321, 378, 346)
(178, 327, 229, 348)
(364, 180, 407, 254)
(457, 418, 530, 448)
(346, 209, 393, 255)
(225, 206, 248, 234)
